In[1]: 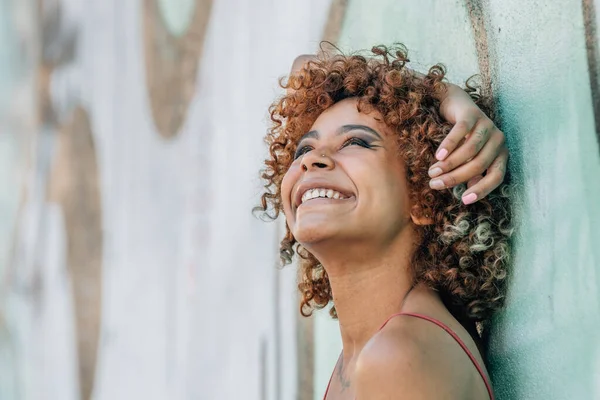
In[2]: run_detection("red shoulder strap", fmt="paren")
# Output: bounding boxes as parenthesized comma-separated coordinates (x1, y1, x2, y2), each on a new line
(381, 312, 494, 400)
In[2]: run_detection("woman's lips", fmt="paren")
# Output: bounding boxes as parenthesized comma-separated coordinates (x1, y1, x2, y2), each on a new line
(300, 188, 349, 204)
(295, 194, 356, 213)
(293, 181, 355, 211)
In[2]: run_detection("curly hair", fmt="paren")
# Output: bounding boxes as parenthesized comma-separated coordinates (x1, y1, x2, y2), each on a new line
(258, 44, 513, 326)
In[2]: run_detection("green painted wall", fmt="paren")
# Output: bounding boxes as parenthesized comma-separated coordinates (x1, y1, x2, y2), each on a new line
(314, 1, 600, 399)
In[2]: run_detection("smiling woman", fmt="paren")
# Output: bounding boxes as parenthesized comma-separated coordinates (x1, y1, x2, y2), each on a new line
(258, 45, 512, 400)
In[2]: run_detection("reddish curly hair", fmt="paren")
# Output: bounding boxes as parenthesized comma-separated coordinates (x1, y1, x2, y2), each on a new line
(258, 45, 512, 326)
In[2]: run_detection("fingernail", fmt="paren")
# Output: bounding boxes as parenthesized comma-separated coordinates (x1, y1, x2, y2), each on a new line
(428, 167, 443, 178)
(436, 148, 448, 161)
(462, 193, 478, 205)
(429, 179, 445, 190)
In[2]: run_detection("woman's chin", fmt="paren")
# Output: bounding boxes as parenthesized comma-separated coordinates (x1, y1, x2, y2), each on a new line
(292, 223, 339, 246)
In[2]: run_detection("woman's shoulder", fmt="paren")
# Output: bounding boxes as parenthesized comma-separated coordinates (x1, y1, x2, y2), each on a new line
(356, 317, 461, 382)
(354, 322, 464, 398)
(377, 284, 486, 368)
(353, 290, 485, 399)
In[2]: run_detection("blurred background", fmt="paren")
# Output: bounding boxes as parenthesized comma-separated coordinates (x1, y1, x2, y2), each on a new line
(1, 0, 599, 399)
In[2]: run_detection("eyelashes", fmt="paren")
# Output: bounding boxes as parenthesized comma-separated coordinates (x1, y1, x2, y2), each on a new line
(293, 137, 374, 160)
(343, 137, 372, 148)
(294, 145, 313, 159)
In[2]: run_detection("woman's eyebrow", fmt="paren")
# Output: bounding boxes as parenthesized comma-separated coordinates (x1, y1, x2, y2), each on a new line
(298, 130, 319, 143)
(337, 124, 383, 139)
(298, 124, 383, 143)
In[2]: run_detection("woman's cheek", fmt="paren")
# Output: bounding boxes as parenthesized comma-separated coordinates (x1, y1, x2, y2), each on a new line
(280, 165, 299, 217)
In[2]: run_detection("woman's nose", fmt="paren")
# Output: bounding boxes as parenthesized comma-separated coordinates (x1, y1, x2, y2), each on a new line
(301, 151, 334, 171)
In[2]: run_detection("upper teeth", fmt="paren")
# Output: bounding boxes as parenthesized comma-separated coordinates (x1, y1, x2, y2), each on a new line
(301, 188, 347, 204)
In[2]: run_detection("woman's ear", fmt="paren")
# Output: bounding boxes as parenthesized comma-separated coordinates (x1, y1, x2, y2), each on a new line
(410, 204, 435, 226)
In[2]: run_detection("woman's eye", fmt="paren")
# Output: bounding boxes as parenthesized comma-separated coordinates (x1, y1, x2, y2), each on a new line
(342, 137, 371, 148)
(294, 145, 313, 159)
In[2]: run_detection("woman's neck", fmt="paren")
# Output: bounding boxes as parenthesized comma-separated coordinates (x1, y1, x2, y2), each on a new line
(309, 226, 419, 358)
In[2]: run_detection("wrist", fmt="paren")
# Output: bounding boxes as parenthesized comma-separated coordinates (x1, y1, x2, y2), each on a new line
(439, 83, 471, 123)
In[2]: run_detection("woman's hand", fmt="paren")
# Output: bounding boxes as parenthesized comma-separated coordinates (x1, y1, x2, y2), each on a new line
(429, 84, 508, 205)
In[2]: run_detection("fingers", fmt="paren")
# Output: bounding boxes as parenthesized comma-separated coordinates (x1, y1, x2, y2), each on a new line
(435, 116, 477, 160)
(460, 147, 509, 204)
(428, 131, 505, 193)
(430, 119, 498, 175)
(467, 175, 484, 188)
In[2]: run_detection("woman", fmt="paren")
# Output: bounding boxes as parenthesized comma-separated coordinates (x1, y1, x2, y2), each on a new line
(259, 45, 511, 399)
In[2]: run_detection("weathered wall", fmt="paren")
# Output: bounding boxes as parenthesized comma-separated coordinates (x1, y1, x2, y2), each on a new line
(1, 1, 599, 400)
(0, 0, 329, 399)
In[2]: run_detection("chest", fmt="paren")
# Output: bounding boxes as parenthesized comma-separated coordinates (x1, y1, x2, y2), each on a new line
(322, 359, 356, 400)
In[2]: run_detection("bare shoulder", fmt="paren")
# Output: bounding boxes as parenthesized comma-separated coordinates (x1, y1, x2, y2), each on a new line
(354, 315, 476, 400)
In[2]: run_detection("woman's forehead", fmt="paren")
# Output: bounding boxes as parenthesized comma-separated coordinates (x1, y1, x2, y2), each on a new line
(309, 98, 387, 136)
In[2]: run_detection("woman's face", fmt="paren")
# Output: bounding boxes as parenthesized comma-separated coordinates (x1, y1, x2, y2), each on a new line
(281, 98, 414, 248)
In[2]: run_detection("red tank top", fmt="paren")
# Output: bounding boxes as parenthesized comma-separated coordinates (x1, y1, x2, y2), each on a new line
(322, 312, 495, 400)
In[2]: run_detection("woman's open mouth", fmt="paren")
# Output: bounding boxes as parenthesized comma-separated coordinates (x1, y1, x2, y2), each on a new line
(300, 188, 349, 204)
(295, 187, 356, 213)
